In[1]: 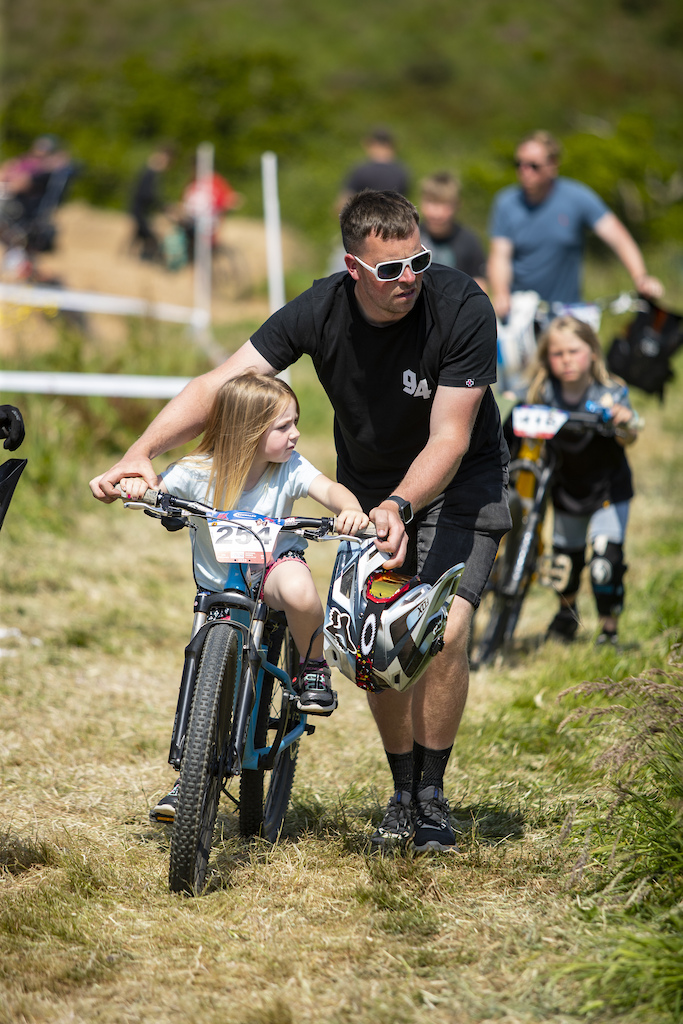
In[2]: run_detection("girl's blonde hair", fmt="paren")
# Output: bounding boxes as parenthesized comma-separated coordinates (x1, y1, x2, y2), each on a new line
(182, 371, 299, 510)
(527, 315, 612, 402)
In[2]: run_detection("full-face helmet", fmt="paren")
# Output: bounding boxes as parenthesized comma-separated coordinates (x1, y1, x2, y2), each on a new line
(323, 539, 464, 693)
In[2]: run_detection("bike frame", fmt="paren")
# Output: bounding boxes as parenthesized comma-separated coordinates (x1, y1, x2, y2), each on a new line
(168, 561, 308, 778)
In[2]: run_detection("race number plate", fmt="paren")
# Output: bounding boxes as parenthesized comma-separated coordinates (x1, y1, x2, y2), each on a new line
(207, 511, 282, 564)
(512, 405, 569, 439)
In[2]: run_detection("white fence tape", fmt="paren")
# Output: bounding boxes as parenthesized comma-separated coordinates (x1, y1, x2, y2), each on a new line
(0, 282, 209, 327)
(0, 371, 190, 399)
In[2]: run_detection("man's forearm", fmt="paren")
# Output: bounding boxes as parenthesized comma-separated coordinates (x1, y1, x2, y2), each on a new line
(487, 239, 513, 316)
(123, 342, 276, 461)
(126, 378, 212, 460)
(381, 438, 467, 514)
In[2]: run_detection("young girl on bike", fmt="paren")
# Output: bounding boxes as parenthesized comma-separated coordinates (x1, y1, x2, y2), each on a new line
(121, 373, 368, 820)
(526, 315, 639, 646)
(122, 371, 368, 711)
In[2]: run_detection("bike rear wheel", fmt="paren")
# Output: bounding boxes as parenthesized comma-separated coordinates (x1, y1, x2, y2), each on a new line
(169, 623, 238, 895)
(239, 618, 300, 841)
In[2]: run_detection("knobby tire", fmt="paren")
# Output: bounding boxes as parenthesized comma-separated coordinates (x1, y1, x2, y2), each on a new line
(239, 620, 300, 841)
(168, 623, 238, 895)
(473, 515, 539, 667)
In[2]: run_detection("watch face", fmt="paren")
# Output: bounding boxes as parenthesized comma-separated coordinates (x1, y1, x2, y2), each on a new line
(388, 496, 412, 523)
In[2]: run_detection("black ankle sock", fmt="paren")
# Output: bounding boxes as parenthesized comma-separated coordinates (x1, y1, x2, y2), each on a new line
(413, 741, 453, 795)
(385, 750, 413, 793)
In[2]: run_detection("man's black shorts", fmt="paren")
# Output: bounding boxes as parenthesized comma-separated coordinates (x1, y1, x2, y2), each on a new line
(359, 466, 511, 609)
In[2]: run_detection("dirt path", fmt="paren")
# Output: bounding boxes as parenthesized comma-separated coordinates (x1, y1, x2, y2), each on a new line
(1, 202, 305, 353)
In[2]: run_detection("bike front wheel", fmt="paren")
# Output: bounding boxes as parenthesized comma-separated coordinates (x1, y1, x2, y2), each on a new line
(239, 619, 300, 841)
(471, 502, 540, 668)
(169, 623, 238, 895)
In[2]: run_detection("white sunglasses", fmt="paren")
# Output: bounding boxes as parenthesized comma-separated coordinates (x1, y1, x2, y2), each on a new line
(351, 248, 432, 281)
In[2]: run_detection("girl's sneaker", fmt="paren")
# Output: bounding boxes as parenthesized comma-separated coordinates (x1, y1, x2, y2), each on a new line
(149, 777, 181, 823)
(296, 660, 338, 715)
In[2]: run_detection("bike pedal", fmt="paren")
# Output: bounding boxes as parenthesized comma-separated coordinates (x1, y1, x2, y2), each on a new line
(149, 811, 175, 825)
(304, 722, 317, 735)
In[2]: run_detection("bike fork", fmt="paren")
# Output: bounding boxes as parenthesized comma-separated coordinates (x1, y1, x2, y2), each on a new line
(226, 602, 268, 776)
(168, 608, 208, 769)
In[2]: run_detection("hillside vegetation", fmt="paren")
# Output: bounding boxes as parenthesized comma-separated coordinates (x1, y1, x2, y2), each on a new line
(4, 0, 683, 257)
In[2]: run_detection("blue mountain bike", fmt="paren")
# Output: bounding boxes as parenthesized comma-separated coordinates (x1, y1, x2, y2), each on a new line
(127, 488, 361, 895)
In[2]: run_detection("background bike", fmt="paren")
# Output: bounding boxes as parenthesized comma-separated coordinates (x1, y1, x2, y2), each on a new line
(495, 291, 641, 398)
(470, 404, 620, 668)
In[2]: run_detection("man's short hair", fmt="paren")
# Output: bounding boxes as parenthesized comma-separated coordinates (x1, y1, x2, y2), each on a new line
(340, 189, 419, 253)
(419, 171, 460, 206)
(366, 127, 395, 147)
(517, 130, 562, 163)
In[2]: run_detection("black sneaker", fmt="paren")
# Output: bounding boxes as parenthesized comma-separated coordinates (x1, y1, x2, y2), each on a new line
(412, 786, 459, 852)
(296, 661, 338, 716)
(149, 777, 180, 824)
(371, 790, 414, 848)
(546, 604, 579, 642)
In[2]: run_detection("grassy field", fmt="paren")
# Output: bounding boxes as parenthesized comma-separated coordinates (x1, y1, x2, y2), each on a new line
(1, 300, 682, 1022)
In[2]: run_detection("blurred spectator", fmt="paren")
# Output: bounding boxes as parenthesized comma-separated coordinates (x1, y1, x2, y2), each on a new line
(0, 135, 75, 267)
(488, 130, 663, 320)
(339, 128, 411, 206)
(129, 143, 175, 262)
(328, 128, 411, 273)
(164, 170, 243, 270)
(419, 172, 487, 289)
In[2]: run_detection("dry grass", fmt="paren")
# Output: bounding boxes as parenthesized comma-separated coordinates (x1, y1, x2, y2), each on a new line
(0, 485, 679, 1024)
(1, 292, 682, 1021)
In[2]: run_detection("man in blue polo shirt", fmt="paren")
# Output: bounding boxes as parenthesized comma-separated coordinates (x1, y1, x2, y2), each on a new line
(488, 131, 663, 320)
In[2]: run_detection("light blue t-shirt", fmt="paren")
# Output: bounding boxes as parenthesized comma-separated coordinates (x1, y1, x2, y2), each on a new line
(162, 452, 322, 592)
(489, 177, 608, 304)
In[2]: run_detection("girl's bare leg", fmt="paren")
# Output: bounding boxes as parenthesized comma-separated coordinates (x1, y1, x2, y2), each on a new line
(263, 559, 324, 660)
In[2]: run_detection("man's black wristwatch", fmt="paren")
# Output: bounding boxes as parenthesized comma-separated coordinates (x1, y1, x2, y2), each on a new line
(385, 495, 414, 525)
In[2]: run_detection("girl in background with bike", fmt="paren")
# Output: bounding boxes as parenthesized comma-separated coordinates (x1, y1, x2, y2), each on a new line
(120, 372, 368, 820)
(526, 315, 639, 647)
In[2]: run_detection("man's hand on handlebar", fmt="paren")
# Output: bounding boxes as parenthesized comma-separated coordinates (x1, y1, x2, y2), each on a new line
(369, 503, 409, 570)
(89, 456, 160, 504)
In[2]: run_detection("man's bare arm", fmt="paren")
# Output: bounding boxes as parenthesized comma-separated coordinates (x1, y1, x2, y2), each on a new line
(593, 212, 664, 299)
(370, 385, 486, 568)
(89, 341, 277, 502)
(486, 237, 514, 320)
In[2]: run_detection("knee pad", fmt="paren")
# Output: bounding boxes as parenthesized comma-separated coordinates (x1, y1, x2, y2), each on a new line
(590, 537, 627, 616)
(550, 547, 585, 596)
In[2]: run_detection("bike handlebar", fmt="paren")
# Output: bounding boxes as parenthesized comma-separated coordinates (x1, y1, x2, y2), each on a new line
(131, 488, 378, 539)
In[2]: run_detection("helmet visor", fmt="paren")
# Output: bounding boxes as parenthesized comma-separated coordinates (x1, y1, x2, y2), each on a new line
(366, 570, 412, 604)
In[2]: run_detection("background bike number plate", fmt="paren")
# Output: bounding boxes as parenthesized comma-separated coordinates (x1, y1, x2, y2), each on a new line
(208, 516, 282, 563)
(513, 405, 569, 439)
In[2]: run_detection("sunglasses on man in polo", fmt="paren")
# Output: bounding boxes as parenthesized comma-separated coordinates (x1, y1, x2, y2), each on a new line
(351, 248, 432, 281)
(514, 159, 547, 171)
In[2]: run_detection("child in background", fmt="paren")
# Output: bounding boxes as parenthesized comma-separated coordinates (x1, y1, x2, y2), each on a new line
(526, 315, 639, 646)
(120, 372, 368, 822)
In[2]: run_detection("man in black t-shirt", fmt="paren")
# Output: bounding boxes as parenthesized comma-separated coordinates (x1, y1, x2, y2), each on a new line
(91, 190, 510, 853)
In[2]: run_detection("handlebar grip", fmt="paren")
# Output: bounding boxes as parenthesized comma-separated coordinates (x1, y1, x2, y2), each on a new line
(142, 488, 160, 506)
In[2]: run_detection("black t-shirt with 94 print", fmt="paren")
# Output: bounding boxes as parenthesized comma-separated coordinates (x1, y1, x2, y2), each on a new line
(250, 266, 508, 511)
